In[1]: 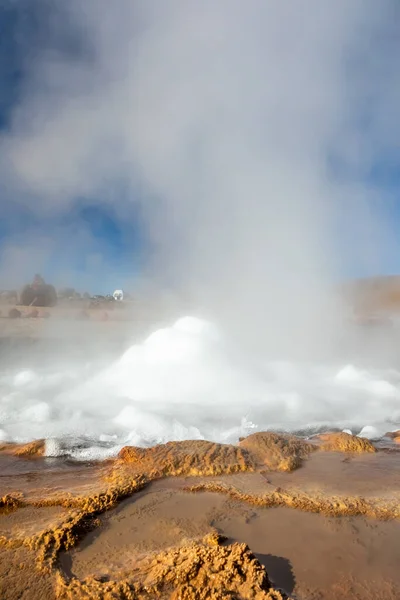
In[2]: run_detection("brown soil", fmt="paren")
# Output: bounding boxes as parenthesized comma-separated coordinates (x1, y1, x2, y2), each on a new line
(1, 433, 400, 599)
(0, 544, 56, 600)
(60, 477, 400, 600)
(0, 455, 110, 504)
(0, 505, 69, 541)
(59, 486, 227, 578)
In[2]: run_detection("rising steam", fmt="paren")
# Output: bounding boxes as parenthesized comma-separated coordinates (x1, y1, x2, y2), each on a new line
(1, 1, 399, 353)
(0, 2, 399, 454)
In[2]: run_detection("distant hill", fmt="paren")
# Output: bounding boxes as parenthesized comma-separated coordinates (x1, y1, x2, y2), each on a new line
(342, 275, 400, 316)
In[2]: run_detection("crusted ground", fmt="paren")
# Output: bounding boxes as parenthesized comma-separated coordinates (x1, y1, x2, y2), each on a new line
(239, 432, 316, 471)
(316, 432, 376, 453)
(118, 439, 255, 477)
(0, 439, 45, 457)
(56, 534, 290, 599)
(117, 432, 320, 478)
(0, 493, 23, 508)
(183, 482, 400, 519)
(0, 543, 56, 600)
(1, 430, 398, 599)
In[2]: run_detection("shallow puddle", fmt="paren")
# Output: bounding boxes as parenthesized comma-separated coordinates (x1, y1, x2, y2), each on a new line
(266, 450, 400, 497)
(60, 477, 400, 599)
(216, 505, 400, 599)
(59, 486, 228, 579)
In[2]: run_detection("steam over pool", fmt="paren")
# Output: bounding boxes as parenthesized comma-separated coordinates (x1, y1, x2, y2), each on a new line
(1, 316, 400, 460)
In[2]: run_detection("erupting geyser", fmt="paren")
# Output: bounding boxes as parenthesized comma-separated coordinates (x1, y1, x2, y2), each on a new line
(0, 316, 399, 460)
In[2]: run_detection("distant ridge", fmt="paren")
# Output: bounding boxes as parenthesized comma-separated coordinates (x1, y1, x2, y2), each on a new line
(343, 275, 400, 316)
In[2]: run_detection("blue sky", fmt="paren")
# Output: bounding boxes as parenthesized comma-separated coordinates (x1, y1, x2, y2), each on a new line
(0, 0, 144, 292)
(0, 1, 399, 295)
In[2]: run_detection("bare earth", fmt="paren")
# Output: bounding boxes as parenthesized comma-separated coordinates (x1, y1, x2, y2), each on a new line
(1, 432, 400, 599)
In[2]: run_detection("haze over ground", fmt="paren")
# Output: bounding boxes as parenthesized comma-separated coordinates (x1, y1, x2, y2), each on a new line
(0, 0, 400, 356)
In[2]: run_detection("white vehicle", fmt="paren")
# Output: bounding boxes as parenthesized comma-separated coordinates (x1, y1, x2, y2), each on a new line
(113, 289, 124, 301)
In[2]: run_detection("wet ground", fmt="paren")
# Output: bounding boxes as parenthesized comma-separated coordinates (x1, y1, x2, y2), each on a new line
(59, 477, 400, 599)
(1, 434, 400, 599)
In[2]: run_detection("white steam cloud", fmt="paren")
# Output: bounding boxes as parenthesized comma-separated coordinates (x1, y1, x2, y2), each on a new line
(1, 0, 400, 352)
(1, 1, 400, 453)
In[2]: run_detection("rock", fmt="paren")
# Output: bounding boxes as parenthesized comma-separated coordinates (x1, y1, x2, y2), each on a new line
(239, 431, 316, 472)
(118, 439, 254, 477)
(384, 430, 400, 439)
(119, 432, 317, 478)
(317, 432, 376, 453)
(57, 535, 291, 599)
(0, 439, 45, 457)
(8, 308, 21, 319)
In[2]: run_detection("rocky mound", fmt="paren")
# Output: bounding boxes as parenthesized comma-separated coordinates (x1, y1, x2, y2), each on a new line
(118, 439, 254, 477)
(0, 439, 45, 457)
(385, 430, 400, 443)
(317, 432, 376, 453)
(239, 432, 316, 471)
(57, 534, 290, 599)
(118, 433, 317, 478)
